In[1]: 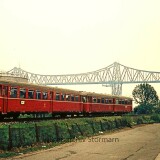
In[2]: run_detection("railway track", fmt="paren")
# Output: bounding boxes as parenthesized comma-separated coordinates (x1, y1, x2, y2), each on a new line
(0, 113, 125, 124)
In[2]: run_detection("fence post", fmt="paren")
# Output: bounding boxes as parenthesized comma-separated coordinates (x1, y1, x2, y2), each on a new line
(66, 123, 74, 139)
(18, 127, 23, 147)
(35, 124, 39, 143)
(8, 125, 12, 150)
(100, 120, 104, 131)
(75, 123, 83, 136)
(54, 123, 60, 142)
(90, 122, 95, 134)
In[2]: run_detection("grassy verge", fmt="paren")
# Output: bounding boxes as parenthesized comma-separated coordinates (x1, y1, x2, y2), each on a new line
(0, 114, 159, 158)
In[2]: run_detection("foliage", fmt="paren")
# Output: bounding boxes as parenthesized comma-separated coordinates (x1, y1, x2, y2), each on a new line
(150, 114, 160, 122)
(154, 101, 160, 114)
(1, 115, 160, 157)
(132, 83, 159, 114)
(134, 104, 154, 114)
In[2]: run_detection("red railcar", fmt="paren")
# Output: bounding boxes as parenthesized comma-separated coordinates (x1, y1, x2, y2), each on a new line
(113, 96, 132, 114)
(52, 88, 83, 115)
(81, 92, 132, 115)
(0, 81, 53, 118)
(0, 80, 132, 119)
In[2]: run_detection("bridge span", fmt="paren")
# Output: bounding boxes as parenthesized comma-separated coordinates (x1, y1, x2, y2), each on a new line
(4, 62, 160, 96)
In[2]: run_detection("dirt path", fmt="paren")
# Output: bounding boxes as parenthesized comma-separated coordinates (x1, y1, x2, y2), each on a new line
(7, 124, 160, 160)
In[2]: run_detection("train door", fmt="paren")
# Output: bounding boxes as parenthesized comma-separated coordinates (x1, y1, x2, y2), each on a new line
(50, 91, 53, 112)
(0, 85, 2, 113)
(81, 95, 91, 113)
(2, 85, 9, 114)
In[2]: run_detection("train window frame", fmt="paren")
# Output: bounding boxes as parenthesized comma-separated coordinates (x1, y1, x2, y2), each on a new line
(122, 100, 125, 104)
(42, 92, 48, 100)
(124, 100, 127, 104)
(129, 100, 132, 105)
(66, 94, 70, 101)
(93, 98, 97, 103)
(20, 88, 26, 98)
(97, 98, 101, 103)
(116, 99, 119, 104)
(56, 93, 60, 100)
(71, 94, 74, 101)
(75, 96, 79, 102)
(101, 98, 105, 103)
(61, 94, 65, 101)
(81, 96, 86, 103)
(110, 100, 113, 104)
(28, 90, 34, 99)
(36, 90, 41, 99)
(105, 99, 108, 104)
(10, 87, 18, 98)
(119, 100, 122, 104)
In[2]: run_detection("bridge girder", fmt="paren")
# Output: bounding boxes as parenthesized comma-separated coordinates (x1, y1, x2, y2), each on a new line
(6, 62, 160, 96)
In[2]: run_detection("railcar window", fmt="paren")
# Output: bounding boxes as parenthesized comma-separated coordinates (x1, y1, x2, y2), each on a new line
(71, 95, 74, 101)
(61, 94, 65, 101)
(124, 100, 127, 104)
(101, 98, 105, 103)
(20, 88, 26, 98)
(42, 92, 48, 99)
(122, 100, 125, 104)
(36, 90, 41, 99)
(56, 93, 60, 100)
(82, 96, 86, 102)
(28, 90, 34, 99)
(119, 100, 122, 104)
(129, 100, 132, 104)
(75, 96, 79, 102)
(66, 94, 70, 101)
(10, 87, 17, 98)
(116, 100, 119, 104)
(97, 98, 101, 103)
(93, 98, 97, 103)
(105, 99, 108, 104)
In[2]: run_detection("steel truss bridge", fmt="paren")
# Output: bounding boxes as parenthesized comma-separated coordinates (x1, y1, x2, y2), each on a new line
(4, 62, 160, 96)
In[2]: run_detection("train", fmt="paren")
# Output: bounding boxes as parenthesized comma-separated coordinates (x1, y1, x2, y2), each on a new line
(0, 80, 133, 119)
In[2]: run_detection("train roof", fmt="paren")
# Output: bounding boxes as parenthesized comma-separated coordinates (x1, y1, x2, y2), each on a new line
(80, 91, 132, 100)
(0, 80, 81, 94)
(0, 80, 132, 100)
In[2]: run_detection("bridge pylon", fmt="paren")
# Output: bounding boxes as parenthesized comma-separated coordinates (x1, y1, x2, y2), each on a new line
(111, 62, 122, 96)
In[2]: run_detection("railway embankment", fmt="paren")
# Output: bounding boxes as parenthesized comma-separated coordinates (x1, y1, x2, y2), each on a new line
(0, 114, 160, 158)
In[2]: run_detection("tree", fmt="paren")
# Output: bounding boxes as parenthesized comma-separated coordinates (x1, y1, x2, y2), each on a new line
(132, 83, 159, 114)
(154, 100, 160, 114)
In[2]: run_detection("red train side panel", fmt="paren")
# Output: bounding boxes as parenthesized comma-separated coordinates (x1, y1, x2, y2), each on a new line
(53, 101, 83, 113)
(83, 103, 114, 113)
(7, 99, 52, 113)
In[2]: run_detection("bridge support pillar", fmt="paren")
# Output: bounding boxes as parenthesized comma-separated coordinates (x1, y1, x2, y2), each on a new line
(111, 84, 122, 96)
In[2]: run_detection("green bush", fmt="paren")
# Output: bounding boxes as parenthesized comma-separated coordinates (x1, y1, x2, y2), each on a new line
(136, 117, 144, 124)
(121, 116, 133, 127)
(0, 115, 160, 153)
(150, 114, 160, 123)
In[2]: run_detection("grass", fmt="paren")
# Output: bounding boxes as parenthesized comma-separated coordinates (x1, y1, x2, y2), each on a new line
(0, 114, 159, 158)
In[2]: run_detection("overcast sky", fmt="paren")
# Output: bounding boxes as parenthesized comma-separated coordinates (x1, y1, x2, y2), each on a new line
(1, 0, 160, 98)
